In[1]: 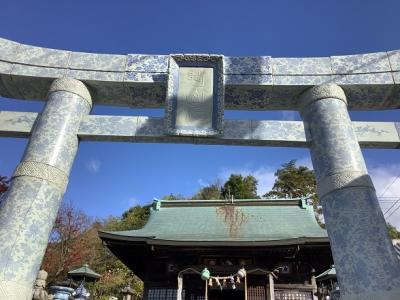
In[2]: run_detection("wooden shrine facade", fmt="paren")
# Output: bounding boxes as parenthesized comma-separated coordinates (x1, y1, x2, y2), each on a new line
(99, 199, 333, 300)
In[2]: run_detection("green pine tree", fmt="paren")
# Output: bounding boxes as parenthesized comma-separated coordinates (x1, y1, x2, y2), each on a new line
(264, 160, 317, 204)
(221, 174, 259, 199)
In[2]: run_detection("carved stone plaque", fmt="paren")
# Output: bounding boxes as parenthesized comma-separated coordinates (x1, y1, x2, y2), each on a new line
(176, 67, 214, 129)
(165, 54, 224, 136)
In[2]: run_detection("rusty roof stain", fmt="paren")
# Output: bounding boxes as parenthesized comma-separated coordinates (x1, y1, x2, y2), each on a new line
(216, 205, 249, 238)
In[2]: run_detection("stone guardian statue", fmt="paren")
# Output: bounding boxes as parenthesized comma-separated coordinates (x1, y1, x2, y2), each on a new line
(32, 270, 54, 300)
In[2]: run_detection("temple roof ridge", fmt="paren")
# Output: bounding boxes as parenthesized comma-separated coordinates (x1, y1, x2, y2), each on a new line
(152, 197, 312, 210)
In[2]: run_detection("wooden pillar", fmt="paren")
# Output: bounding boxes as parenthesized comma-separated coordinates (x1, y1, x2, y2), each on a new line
(205, 280, 208, 300)
(244, 276, 248, 300)
(268, 274, 275, 300)
(310, 268, 318, 300)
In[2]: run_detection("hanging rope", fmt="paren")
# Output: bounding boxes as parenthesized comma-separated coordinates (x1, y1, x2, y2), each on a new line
(176, 266, 282, 300)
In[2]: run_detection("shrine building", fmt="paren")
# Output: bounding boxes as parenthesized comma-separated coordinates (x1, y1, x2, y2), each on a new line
(99, 198, 332, 300)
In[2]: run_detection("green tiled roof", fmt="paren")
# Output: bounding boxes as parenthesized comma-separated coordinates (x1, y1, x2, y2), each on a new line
(99, 198, 328, 246)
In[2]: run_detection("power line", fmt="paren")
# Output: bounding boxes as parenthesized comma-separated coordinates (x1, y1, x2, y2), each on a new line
(379, 198, 400, 202)
(379, 175, 400, 198)
(384, 198, 400, 216)
(378, 198, 400, 208)
(378, 175, 400, 216)
(386, 201, 400, 220)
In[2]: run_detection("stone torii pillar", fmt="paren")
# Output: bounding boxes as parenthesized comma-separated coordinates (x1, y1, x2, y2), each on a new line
(299, 83, 400, 300)
(0, 78, 91, 300)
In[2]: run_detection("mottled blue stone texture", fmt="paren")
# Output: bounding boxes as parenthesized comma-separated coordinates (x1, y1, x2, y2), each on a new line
(300, 84, 400, 300)
(0, 78, 91, 300)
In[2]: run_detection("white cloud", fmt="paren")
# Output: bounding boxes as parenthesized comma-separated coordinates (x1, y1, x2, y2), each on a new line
(86, 159, 101, 173)
(369, 164, 400, 198)
(368, 164, 400, 228)
(253, 168, 277, 195)
(296, 156, 313, 169)
(297, 161, 400, 228)
(127, 197, 139, 207)
(197, 178, 208, 187)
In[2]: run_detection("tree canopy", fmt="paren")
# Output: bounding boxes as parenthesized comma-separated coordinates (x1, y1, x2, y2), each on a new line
(161, 193, 185, 200)
(387, 223, 400, 239)
(264, 160, 318, 204)
(41, 202, 145, 299)
(162, 175, 259, 201)
(42, 201, 92, 281)
(106, 205, 151, 231)
(221, 174, 258, 199)
(191, 184, 221, 200)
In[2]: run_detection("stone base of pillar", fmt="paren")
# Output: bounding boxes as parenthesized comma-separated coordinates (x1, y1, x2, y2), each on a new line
(343, 289, 400, 300)
(0, 280, 34, 300)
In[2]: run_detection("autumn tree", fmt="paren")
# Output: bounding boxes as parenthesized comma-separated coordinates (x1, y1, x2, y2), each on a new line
(0, 175, 10, 199)
(42, 201, 146, 298)
(221, 174, 258, 199)
(42, 200, 92, 283)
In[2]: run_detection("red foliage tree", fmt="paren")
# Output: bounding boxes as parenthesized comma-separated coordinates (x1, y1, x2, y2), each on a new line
(42, 200, 92, 283)
(0, 175, 10, 197)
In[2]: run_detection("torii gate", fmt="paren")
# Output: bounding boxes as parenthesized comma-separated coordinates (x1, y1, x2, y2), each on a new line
(0, 37, 400, 300)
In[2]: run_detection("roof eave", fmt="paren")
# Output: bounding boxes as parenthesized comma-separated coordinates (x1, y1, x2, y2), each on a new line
(99, 231, 329, 247)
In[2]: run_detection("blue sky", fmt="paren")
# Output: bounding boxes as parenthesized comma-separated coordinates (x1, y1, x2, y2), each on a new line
(1, 0, 400, 225)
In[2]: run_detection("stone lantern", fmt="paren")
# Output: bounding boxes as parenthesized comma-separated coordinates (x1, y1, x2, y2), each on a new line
(121, 285, 136, 300)
(68, 264, 101, 299)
